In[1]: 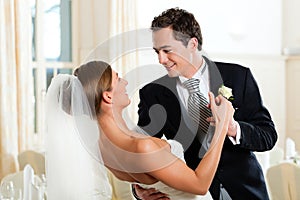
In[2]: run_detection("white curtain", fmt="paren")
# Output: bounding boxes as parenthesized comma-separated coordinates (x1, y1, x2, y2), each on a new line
(108, 0, 141, 126)
(108, 0, 138, 74)
(0, 0, 34, 180)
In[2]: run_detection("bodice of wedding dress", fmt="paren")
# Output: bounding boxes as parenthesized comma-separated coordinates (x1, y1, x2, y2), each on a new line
(137, 139, 212, 200)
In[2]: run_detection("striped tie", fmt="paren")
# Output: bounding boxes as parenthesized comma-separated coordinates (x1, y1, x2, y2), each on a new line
(183, 78, 211, 134)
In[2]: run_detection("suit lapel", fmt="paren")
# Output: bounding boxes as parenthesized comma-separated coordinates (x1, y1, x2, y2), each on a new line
(203, 56, 224, 96)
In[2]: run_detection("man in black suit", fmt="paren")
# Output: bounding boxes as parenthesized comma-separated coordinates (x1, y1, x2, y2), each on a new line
(133, 7, 277, 200)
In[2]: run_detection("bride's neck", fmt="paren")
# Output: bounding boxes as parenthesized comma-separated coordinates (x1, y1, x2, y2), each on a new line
(97, 110, 137, 151)
(98, 109, 131, 135)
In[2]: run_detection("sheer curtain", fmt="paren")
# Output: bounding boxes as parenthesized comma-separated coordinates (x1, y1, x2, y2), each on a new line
(108, 0, 141, 126)
(0, 0, 34, 180)
(108, 0, 138, 74)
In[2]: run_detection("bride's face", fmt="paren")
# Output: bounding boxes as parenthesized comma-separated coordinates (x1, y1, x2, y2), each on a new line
(111, 70, 130, 108)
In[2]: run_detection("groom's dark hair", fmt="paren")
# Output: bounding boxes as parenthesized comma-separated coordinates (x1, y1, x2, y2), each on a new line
(151, 7, 203, 51)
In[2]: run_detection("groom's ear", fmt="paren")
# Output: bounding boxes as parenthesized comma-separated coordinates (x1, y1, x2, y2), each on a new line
(102, 91, 113, 104)
(188, 37, 198, 51)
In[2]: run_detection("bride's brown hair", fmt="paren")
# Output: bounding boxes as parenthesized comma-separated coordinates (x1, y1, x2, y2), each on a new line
(74, 61, 112, 116)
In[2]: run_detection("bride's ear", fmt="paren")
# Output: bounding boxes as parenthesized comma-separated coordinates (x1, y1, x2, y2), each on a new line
(102, 91, 113, 104)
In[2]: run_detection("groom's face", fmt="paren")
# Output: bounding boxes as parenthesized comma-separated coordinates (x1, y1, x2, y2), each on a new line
(152, 27, 195, 78)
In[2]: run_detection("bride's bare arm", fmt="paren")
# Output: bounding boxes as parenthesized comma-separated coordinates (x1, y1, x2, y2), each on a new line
(143, 92, 234, 195)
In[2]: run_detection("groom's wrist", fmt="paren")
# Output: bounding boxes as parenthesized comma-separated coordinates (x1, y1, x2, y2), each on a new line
(132, 184, 142, 200)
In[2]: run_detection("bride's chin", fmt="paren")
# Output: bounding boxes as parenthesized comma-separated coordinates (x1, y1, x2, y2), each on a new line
(121, 101, 131, 109)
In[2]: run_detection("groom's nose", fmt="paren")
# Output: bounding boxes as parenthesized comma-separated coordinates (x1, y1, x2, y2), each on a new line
(158, 52, 169, 65)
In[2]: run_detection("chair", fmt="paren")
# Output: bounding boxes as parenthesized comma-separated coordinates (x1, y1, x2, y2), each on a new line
(0, 153, 17, 181)
(18, 150, 45, 178)
(266, 162, 300, 200)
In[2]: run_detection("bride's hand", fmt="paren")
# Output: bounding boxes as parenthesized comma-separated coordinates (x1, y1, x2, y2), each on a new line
(208, 92, 234, 131)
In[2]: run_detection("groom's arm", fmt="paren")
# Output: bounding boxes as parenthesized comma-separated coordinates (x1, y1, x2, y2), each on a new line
(132, 184, 170, 200)
(231, 67, 277, 151)
(132, 185, 142, 200)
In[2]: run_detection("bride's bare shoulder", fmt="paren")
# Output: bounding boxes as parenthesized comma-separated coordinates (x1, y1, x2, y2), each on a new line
(135, 137, 169, 153)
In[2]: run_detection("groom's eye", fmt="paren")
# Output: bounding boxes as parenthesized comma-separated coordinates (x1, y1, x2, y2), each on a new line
(163, 49, 172, 54)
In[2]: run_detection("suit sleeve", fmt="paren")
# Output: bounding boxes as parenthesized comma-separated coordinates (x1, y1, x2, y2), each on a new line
(236, 68, 277, 151)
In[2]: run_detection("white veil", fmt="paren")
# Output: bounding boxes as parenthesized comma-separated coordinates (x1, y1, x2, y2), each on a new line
(45, 74, 112, 199)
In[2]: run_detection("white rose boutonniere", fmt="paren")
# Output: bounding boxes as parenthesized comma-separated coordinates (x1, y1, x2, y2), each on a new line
(218, 85, 234, 101)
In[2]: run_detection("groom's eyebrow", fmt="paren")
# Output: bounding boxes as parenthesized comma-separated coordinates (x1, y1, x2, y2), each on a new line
(153, 45, 172, 51)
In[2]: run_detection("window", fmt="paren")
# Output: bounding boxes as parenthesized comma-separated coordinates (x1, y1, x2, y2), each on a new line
(31, 0, 77, 137)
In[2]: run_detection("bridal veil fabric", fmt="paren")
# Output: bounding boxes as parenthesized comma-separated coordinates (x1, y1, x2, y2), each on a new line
(45, 74, 112, 199)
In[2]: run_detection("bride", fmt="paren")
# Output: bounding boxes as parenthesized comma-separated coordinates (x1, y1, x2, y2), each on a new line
(46, 60, 234, 199)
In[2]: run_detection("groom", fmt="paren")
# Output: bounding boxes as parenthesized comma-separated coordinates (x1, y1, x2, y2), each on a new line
(134, 8, 277, 200)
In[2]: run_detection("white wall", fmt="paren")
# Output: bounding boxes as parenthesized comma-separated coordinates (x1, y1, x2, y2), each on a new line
(286, 57, 300, 151)
(137, 0, 283, 55)
(282, 0, 300, 48)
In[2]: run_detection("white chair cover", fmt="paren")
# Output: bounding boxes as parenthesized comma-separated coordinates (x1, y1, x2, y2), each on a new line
(1, 164, 42, 200)
(18, 150, 45, 178)
(266, 162, 300, 200)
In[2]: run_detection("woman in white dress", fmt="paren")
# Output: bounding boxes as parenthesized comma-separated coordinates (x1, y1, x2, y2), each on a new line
(46, 60, 234, 199)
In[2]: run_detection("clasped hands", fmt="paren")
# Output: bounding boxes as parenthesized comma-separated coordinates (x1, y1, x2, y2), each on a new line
(207, 92, 237, 138)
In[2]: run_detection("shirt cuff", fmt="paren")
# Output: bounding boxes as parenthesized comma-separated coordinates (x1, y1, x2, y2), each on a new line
(228, 121, 241, 145)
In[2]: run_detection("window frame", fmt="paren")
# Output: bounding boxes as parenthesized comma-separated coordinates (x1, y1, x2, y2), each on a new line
(32, 0, 79, 141)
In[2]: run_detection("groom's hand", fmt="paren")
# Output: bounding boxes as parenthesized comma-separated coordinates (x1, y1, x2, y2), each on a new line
(207, 94, 237, 137)
(134, 184, 170, 200)
(227, 118, 238, 138)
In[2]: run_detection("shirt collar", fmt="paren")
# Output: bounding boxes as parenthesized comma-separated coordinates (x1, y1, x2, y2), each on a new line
(179, 59, 207, 84)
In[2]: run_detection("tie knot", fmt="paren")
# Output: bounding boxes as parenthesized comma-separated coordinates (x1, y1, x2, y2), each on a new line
(183, 78, 200, 94)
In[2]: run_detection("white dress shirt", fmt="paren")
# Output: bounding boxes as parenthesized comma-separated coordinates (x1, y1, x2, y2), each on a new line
(176, 59, 241, 145)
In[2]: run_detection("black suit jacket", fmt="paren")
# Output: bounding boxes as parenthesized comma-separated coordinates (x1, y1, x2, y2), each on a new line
(137, 57, 277, 200)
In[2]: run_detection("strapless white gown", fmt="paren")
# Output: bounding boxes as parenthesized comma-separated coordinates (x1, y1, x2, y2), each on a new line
(138, 140, 212, 200)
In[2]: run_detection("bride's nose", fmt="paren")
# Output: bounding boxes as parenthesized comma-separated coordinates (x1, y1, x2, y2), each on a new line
(121, 78, 128, 85)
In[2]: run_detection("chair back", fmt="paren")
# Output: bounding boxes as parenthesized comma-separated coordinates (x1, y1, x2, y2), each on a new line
(18, 150, 45, 177)
(266, 162, 300, 200)
(0, 153, 17, 181)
